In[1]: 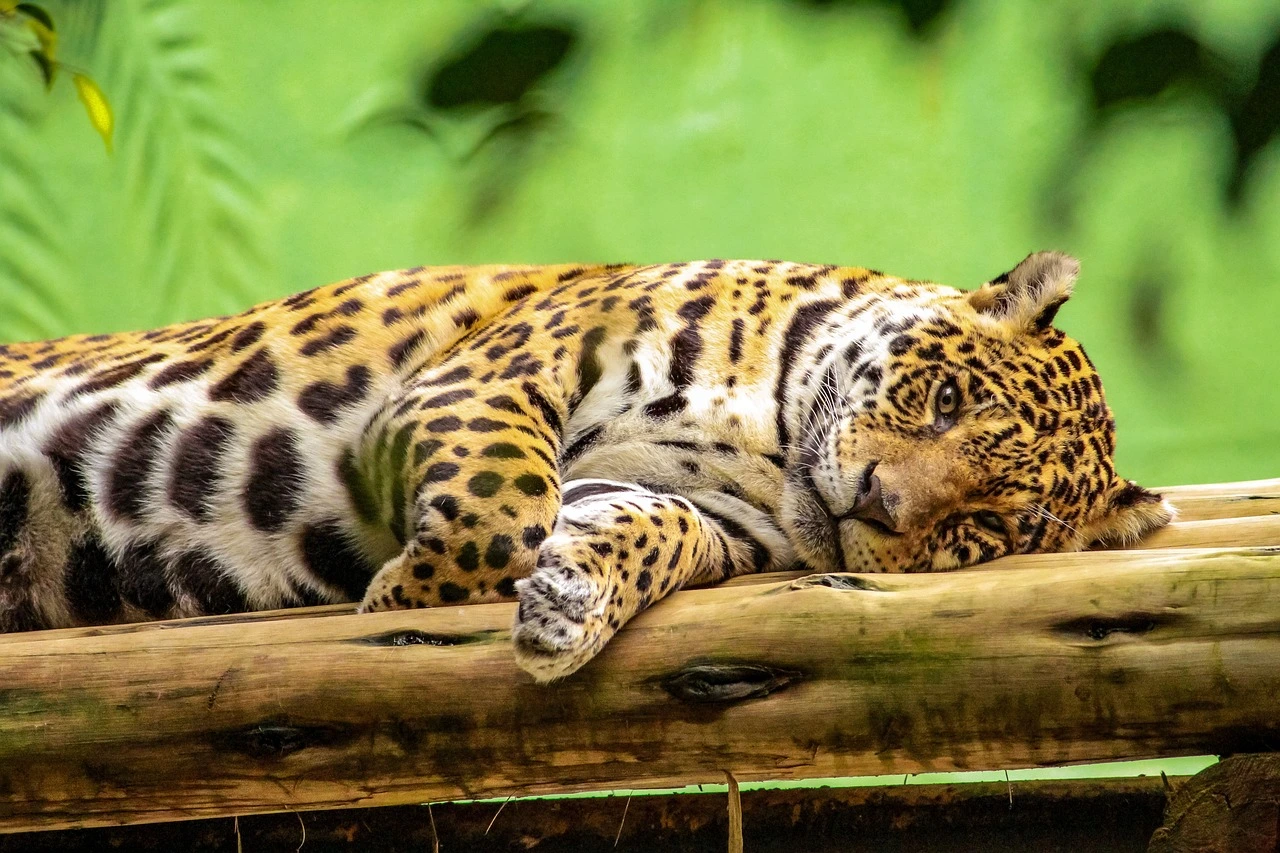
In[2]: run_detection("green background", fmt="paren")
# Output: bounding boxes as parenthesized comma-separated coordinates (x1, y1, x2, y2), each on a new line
(1, 0, 1275, 788)
(2, 0, 1279, 487)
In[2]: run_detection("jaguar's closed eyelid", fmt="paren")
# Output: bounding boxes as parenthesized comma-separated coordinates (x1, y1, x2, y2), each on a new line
(973, 510, 1006, 535)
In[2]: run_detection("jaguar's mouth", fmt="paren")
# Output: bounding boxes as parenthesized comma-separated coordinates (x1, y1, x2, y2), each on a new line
(799, 450, 902, 543)
(848, 514, 900, 538)
(793, 423, 905, 575)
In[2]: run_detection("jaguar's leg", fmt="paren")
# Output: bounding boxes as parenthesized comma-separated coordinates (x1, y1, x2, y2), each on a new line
(512, 480, 790, 681)
(358, 371, 564, 611)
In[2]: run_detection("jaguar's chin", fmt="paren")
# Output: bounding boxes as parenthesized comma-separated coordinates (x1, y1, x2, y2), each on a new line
(779, 480, 846, 573)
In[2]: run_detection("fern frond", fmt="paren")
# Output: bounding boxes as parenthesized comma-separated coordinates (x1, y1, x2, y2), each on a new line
(90, 0, 269, 323)
(0, 52, 75, 343)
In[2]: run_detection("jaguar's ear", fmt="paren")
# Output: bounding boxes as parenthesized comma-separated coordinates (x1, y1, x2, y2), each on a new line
(1078, 479, 1176, 548)
(969, 251, 1080, 333)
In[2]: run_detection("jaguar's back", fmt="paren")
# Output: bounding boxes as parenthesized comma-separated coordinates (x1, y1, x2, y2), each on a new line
(0, 263, 607, 632)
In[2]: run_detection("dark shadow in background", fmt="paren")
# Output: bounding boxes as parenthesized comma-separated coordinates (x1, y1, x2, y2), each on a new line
(1089, 29, 1234, 108)
(1127, 255, 1184, 374)
(419, 18, 579, 225)
(1085, 27, 1280, 207)
(347, 15, 581, 227)
(1065, 25, 1280, 359)
(789, 0, 954, 37)
(424, 23, 576, 111)
(1227, 38, 1280, 204)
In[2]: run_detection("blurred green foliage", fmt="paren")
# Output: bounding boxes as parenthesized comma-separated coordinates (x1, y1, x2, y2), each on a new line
(2, 0, 1279, 490)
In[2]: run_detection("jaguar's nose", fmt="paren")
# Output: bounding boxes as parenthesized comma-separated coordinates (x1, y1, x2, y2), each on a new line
(842, 462, 899, 534)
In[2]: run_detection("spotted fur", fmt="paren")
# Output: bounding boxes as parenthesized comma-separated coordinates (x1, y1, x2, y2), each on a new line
(0, 253, 1171, 679)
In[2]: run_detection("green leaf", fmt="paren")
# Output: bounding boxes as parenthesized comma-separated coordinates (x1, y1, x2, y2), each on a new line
(72, 72, 112, 151)
(14, 3, 57, 88)
(27, 47, 52, 86)
(86, 0, 269, 320)
(0, 57, 76, 341)
(14, 3, 52, 31)
(19, 6, 54, 56)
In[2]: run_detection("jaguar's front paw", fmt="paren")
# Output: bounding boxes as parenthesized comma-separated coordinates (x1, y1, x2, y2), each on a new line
(359, 552, 422, 612)
(511, 537, 609, 682)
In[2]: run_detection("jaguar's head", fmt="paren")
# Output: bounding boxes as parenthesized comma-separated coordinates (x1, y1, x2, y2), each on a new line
(781, 251, 1174, 574)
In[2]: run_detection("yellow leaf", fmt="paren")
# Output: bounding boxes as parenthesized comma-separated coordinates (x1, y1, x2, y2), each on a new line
(72, 72, 113, 152)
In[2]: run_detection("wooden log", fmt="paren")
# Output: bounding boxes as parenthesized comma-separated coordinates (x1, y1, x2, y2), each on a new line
(0, 479, 1258, 642)
(0, 777, 1176, 852)
(1148, 754, 1280, 853)
(1, 503, 1267, 641)
(1163, 494, 1280, 523)
(1153, 477, 1280, 522)
(1, 545, 1278, 832)
(1156, 477, 1280, 498)
(1117, 515, 1280, 549)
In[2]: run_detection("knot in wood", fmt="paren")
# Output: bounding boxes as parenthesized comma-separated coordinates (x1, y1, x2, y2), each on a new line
(661, 663, 801, 704)
(1053, 611, 1182, 642)
(789, 573, 886, 592)
(355, 629, 490, 647)
(214, 718, 352, 760)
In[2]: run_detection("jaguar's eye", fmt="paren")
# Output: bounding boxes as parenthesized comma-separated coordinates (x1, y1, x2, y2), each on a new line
(934, 378, 961, 421)
(973, 511, 1005, 535)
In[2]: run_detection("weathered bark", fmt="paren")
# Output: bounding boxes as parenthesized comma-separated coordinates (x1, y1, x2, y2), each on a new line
(1, 542, 1277, 832)
(0, 778, 1176, 853)
(1148, 754, 1280, 853)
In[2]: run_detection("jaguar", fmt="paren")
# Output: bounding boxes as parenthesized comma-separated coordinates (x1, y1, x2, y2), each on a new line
(0, 251, 1172, 680)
